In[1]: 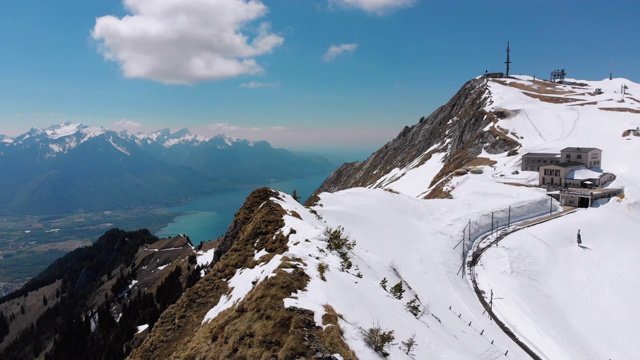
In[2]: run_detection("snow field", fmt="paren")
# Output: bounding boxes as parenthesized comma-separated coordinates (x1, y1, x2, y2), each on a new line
(199, 75, 640, 358)
(476, 200, 640, 359)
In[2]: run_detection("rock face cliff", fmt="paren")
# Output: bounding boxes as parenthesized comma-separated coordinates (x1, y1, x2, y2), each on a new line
(310, 76, 519, 200)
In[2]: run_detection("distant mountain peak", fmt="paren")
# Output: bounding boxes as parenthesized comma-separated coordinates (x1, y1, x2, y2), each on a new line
(129, 127, 207, 147)
(43, 122, 107, 140)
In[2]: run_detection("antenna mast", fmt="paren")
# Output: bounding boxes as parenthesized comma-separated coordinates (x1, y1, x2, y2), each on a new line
(505, 41, 511, 76)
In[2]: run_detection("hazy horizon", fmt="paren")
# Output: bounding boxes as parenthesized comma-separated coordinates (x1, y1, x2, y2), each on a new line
(1, 0, 638, 151)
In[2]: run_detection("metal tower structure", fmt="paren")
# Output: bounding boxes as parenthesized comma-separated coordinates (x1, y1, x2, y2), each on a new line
(505, 41, 511, 76)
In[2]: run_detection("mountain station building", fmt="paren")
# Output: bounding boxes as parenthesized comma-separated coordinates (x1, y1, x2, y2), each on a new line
(521, 147, 620, 207)
(522, 147, 613, 188)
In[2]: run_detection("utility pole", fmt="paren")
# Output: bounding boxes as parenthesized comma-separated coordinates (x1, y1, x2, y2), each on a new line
(462, 230, 465, 262)
(508, 206, 511, 228)
(505, 41, 512, 76)
(491, 212, 494, 236)
(488, 289, 503, 320)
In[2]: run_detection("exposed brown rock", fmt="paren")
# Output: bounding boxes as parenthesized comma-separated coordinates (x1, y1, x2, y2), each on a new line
(308, 77, 519, 203)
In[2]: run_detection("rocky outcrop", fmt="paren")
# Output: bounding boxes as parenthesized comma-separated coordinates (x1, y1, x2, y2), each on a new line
(309, 77, 520, 201)
(128, 188, 355, 360)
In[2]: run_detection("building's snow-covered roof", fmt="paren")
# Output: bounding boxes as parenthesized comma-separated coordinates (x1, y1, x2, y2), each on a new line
(523, 152, 560, 157)
(561, 147, 601, 152)
(567, 167, 604, 180)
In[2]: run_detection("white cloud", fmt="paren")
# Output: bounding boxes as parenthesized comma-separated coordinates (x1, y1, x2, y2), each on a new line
(113, 119, 142, 130)
(330, 0, 416, 15)
(92, 0, 284, 84)
(240, 81, 279, 88)
(322, 43, 358, 62)
(206, 122, 242, 132)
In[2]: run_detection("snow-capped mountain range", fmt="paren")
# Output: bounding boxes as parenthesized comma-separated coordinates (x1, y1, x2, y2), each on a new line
(1, 122, 252, 159)
(0, 123, 332, 215)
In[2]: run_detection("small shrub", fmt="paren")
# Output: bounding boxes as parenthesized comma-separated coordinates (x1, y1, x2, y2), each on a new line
(309, 209, 323, 220)
(339, 253, 352, 271)
(324, 226, 356, 253)
(405, 298, 420, 317)
(390, 281, 405, 300)
(317, 262, 329, 281)
(380, 277, 388, 291)
(405, 297, 430, 318)
(323, 226, 356, 273)
(355, 272, 363, 279)
(362, 322, 395, 357)
(401, 334, 418, 356)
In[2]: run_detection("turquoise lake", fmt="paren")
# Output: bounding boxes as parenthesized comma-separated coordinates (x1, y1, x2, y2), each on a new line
(155, 173, 330, 243)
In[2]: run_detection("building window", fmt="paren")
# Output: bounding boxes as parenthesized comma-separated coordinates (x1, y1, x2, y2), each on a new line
(566, 154, 571, 159)
(577, 154, 582, 159)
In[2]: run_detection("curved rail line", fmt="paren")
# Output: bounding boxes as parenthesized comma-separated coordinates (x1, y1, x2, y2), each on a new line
(467, 209, 578, 360)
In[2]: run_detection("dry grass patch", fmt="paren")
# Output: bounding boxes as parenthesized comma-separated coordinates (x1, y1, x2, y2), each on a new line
(522, 92, 583, 104)
(599, 107, 640, 114)
(466, 157, 497, 167)
(129, 188, 357, 359)
(424, 176, 453, 200)
(493, 79, 575, 95)
(174, 263, 356, 360)
(128, 189, 290, 360)
(570, 101, 598, 106)
(320, 305, 357, 360)
(322, 305, 342, 326)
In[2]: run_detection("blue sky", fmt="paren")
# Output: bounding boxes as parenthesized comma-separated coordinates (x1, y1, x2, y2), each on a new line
(0, 0, 638, 154)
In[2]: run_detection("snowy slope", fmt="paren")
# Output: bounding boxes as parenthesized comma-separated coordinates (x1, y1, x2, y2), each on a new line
(467, 76, 640, 359)
(190, 76, 639, 358)
(476, 200, 640, 360)
(263, 76, 639, 358)
(243, 189, 545, 358)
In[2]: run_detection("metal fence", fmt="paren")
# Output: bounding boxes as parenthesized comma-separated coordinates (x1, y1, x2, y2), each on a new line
(455, 197, 559, 277)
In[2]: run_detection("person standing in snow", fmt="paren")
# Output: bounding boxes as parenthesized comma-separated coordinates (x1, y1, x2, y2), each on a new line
(577, 229, 582, 246)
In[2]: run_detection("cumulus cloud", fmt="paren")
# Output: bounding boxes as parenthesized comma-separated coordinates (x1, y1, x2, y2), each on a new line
(92, 0, 284, 84)
(322, 43, 358, 62)
(113, 119, 143, 130)
(240, 81, 279, 88)
(330, 0, 416, 15)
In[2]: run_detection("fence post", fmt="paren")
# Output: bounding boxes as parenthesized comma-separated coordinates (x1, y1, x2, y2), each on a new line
(491, 212, 494, 236)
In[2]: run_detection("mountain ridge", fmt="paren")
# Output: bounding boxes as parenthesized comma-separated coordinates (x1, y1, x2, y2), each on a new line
(310, 76, 520, 201)
(0, 123, 334, 215)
